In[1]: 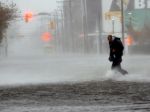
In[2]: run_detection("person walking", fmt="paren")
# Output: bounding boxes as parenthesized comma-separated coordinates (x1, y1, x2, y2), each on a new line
(107, 35, 128, 75)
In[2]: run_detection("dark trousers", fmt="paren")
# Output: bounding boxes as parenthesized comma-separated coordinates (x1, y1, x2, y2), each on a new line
(111, 57, 128, 75)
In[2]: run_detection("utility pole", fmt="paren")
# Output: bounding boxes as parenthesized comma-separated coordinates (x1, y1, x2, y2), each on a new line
(54, 11, 61, 53)
(57, 0, 69, 52)
(97, 0, 103, 54)
(59, 9, 65, 53)
(121, 0, 125, 45)
(4, 34, 8, 56)
(61, 0, 74, 52)
(55, 8, 65, 53)
(81, 0, 85, 53)
(68, 0, 74, 52)
(81, 0, 88, 53)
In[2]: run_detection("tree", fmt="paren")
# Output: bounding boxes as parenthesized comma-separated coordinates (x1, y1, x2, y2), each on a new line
(0, 1, 18, 43)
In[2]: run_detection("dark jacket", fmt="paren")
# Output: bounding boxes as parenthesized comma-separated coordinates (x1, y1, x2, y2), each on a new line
(109, 37, 124, 61)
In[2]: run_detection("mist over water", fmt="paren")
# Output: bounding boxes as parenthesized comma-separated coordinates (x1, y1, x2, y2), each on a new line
(1, 50, 150, 86)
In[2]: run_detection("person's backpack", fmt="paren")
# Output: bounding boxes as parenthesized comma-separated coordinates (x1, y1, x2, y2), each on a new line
(113, 37, 124, 54)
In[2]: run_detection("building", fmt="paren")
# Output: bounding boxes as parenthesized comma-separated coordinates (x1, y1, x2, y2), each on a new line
(63, 0, 103, 53)
(62, 0, 150, 54)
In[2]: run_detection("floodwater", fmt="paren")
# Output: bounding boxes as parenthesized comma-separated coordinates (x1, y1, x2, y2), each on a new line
(0, 55, 150, 112)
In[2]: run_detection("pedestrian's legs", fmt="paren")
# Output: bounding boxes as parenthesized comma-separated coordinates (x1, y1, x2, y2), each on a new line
(111, 59, 128, 75)
(116, 64, 128, 75)
(111, 60, 120, 70)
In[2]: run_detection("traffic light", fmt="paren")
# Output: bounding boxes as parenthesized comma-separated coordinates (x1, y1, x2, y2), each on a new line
(24, 11, 33, 23)
(41, 32, 53, 42)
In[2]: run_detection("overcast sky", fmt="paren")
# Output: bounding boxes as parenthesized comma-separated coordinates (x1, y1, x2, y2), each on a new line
(7, 0, 58, 13)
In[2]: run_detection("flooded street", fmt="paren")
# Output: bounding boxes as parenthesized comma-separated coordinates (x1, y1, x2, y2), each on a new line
(1, 0, 150, 111)
(0, 55, 150, 111)
(0, 80, 150, 112)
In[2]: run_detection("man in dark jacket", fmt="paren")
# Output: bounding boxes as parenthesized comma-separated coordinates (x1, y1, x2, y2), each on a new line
(108, 35, 128, 75)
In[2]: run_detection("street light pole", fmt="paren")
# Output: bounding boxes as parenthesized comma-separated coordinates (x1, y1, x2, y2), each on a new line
(128, 12, 132, 25)
(112, 17, 115, 34)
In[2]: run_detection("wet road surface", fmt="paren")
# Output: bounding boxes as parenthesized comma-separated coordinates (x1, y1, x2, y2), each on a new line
(0, 80, 150, 112)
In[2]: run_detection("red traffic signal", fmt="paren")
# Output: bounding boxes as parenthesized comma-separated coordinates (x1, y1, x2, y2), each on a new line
(23, 11, 33, 22)
(41, 32, 53, 42)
